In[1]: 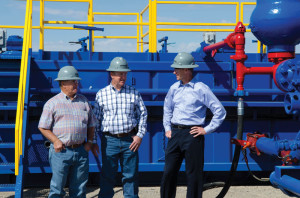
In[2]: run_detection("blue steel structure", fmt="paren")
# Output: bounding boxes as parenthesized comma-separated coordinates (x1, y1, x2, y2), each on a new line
(0, 0, 300, 197)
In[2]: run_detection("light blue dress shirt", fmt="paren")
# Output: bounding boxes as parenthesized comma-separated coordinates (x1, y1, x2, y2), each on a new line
(163, 78, 226, 134)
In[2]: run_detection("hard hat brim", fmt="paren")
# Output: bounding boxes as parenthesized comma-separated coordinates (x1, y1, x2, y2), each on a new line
(54, 77, 82, 81)
(106, 68, 131, 72)
(171, 64, 199, 69)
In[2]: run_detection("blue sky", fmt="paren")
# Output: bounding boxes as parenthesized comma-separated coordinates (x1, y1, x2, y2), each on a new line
(2, 0, 296, 53)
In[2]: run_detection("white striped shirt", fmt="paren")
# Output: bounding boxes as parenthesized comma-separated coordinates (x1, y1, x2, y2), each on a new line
(94, 84, 147, 138)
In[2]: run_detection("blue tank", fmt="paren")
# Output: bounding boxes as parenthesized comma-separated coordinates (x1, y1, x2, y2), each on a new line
(249, 0, 300, 53)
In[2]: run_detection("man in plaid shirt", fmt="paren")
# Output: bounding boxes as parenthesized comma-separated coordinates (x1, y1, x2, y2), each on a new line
(93, 57, 147, 198)
(38, 66, 97, 198)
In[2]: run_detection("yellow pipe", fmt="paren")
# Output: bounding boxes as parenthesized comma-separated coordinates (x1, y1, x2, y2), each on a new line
(156, 22, 237, 26)
(15, 0, 31, 176)
(93, 12, 139, 16)
(157, 28, 235, 32)
(44, 21, 149, 25)
(55, 0, 89, 1)
(241, 2, 244, 23)
(0, 25, 124, 30)
(94, 36, 137, 39)
(20, 0, 32, 158)
(235, 2, 239, 23)
(140, 14, 144, 52)
(263, 44, 267, 54)
(88, 0, 94, 52)
(157, 1, 239, 5)
(157, 28, 252, 32)
(140, 4, 149, 15)
(257, 40, 261, 53)
(152, 0, 157, 52)
(149, 0, 152, 52)
(40, 0, 44, 50)
(142, 31, 149, 39)
(0, 25, 25, 29)
(137, 14, 140, 52)
(241, 2, 256, 23)
(15, 0, 30, 176)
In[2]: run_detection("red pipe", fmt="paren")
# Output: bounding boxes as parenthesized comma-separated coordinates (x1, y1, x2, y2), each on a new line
(203, 40, 227, 54)
(203, 22, 295, 92)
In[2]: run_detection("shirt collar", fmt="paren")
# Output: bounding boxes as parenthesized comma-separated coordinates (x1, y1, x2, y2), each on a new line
(178, 78, 196, 88)
(60, 91, 77, 100)
(110, 83, 125, 92)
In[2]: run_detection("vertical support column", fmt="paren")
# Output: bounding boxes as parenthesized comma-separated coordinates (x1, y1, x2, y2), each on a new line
(152, 0, 157, 53)
(148, 0, 152, 52)
(39, 0, 44, 51)
(30, 0, 32, 49)
(136, 13, 140, 52)
(257, 40, 261, 53)
(88, 0, 94, 52)
(235, 2, 239, 25)
(140, 13, 144, 52)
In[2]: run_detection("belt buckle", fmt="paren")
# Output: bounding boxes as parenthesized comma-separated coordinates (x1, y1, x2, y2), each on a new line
(116, 134, 122, 138)
(178, 125, 184, 129)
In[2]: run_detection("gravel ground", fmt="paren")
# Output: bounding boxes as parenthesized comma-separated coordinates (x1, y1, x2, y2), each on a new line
(1, 185, 294, 198)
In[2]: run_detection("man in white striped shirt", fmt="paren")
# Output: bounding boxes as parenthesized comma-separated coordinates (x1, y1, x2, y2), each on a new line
(93, 57, 147, 198)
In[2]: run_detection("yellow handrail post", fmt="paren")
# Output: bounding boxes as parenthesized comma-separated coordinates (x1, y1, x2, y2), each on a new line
(136, 13, 140, 52)
(15, 0, 31, 176)
(236, 2, 239, 23)
(257, 40, 261, 53)
(140, 13, 144, 52)
(241, 2, 244, 23)
(88, 0, 94, 52)
(148, 0, 152, 52)
(40, 0, 44, 50)
(152, 0, 157, 53)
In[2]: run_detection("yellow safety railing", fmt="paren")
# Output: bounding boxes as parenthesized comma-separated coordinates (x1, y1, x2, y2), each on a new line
(39, 0, 93, 51)
(14, 0, 33, 175)
(92, 12, 141, 52)
(0, 1, 262, 54)
(146, 1, 241, 52)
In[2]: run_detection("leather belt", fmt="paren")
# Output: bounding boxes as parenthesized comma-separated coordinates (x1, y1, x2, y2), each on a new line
(66, 143, 83, 149)
(171, 124, 202, 129)
(103, 127, 137, 138)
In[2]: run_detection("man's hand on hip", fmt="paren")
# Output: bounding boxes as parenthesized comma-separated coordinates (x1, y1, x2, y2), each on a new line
(84, 142, 93, 152)
(165, 130, 172, 138)
(190, 126, 206, 137)
(53, 139, 65, 152)
(91, 144, 100, 157)
(129, 136, 142, 152)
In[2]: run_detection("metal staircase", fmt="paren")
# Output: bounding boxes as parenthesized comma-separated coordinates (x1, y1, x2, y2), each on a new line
(0, 59, 19, 193)
(0, 52, 32, 197)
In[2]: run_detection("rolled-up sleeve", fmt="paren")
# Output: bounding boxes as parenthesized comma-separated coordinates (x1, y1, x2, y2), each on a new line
(38, 102, 54, 130)
(135, 92, 148, 138)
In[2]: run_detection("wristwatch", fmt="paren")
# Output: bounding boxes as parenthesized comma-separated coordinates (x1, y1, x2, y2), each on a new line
(87, 140, 93, 144)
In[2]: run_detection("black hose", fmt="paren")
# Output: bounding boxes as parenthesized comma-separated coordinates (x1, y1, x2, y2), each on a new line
(216, 97, 244, 198)
(203, 182, 225, 191)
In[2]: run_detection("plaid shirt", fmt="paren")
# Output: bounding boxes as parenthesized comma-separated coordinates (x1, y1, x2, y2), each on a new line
(38, 92, 97, 146)
(94, 84, 147, 138)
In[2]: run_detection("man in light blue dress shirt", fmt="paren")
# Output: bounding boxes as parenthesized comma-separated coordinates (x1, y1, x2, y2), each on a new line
(160, 52, 226, 198)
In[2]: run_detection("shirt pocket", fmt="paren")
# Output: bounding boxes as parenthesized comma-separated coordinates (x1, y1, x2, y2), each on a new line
(125, 98, 135, 115)
(74, 109, 89, 124)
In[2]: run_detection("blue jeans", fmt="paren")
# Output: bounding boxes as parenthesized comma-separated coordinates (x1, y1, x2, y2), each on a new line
(48, 144, 89, 198)
(99, 135, 139, 198)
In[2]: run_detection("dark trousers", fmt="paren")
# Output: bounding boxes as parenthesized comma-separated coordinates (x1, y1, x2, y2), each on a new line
(160, 127, 205, 198)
